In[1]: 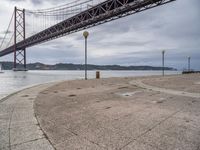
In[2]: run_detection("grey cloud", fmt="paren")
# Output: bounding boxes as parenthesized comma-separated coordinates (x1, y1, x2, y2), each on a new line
(93, 41, 151, 48)
(0, 30, 12, 34)
(6, 0, 43, 5)
(8, 0, 25, 1)
(31, 0, 42, 4)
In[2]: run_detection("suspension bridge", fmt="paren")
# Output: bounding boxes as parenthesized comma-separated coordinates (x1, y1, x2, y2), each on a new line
(0, 0, 175, 70)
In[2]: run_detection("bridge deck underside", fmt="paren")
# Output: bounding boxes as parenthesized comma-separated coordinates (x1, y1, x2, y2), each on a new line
(0, 0, 175, 57)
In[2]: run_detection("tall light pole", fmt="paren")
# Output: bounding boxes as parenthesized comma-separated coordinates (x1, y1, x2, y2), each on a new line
(83, 31, 89, 80)
(162, 50, 165, 76)
(188, 56, 191, 71)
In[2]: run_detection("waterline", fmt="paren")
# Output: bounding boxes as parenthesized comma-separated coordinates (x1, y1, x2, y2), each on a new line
(0, 70, 180, 100)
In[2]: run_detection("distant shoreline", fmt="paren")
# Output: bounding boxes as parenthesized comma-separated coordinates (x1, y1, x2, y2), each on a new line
(0, 61, 176, 71)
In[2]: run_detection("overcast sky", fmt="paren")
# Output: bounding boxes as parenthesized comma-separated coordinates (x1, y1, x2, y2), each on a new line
(0, 0, 200, 70)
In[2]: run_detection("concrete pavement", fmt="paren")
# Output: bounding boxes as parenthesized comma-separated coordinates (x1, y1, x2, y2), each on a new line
(0, 83, 56, 150)
(1, 74, 200, 150)
(34, 74, 200, 150)
(130, 79, 200, 98)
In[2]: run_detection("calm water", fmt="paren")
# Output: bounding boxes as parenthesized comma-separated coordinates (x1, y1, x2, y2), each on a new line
(0, 70, 180, 99)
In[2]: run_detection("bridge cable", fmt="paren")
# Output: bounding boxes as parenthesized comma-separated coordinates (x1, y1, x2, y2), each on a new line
(0, 11, 14, 50)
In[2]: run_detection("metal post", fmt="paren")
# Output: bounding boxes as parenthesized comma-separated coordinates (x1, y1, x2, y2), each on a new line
(162, 50, 165, 76)
(14, 7, 17, 69)
(83, 31, 89, 80)
(188, 56, 190, 72)
(85, 37, 87, 80)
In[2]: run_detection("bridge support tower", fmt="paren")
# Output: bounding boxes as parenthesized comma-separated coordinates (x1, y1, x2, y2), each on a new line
(13, 7, 27, 71)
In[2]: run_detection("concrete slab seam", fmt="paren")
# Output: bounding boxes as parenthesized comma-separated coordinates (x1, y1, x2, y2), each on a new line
(119, 109, 182, 150)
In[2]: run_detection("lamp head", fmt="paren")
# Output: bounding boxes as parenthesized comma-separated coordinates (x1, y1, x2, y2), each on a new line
(83, 31, 89, 38)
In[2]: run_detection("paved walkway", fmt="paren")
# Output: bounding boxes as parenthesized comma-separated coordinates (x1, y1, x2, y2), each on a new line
(34, 76, 200, 150)
(1, 74, 200, 150)
(130, 80, 200, 98)
(0, 83, 55, 150)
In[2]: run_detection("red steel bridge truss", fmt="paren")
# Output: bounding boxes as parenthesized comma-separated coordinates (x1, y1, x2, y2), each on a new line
(0, 0, 175, 70)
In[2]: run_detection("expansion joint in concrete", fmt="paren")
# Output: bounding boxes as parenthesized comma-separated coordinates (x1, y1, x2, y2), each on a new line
(120, 109, 182, 150)
(8, 107, 15, 150)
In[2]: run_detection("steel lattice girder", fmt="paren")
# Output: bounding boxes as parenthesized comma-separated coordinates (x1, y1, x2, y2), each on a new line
(13, 7, 26, 69)
(0, 0, 175, 57)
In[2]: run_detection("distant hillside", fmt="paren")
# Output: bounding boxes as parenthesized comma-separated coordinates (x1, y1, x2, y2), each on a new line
(0, 62, 176, 71)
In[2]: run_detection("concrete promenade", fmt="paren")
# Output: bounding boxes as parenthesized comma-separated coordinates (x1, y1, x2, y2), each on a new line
(0, 83, 56, 150)
(1, 74, 200, 150)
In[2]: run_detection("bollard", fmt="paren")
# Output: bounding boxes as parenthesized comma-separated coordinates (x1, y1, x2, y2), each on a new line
(96, 71, 100, 79)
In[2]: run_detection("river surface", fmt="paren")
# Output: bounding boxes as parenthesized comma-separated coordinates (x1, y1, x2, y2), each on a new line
(0, 70, 180, 99)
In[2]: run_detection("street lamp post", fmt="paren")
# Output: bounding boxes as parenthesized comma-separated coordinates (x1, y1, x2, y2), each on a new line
(83, 31, 89, 80)
(162, 50, 165, 76)
(188, 56, 191, 72)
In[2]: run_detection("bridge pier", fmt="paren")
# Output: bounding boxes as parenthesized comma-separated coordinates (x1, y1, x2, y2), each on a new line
(13, 48, 27, 71)
(13, 7, 27, 71)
